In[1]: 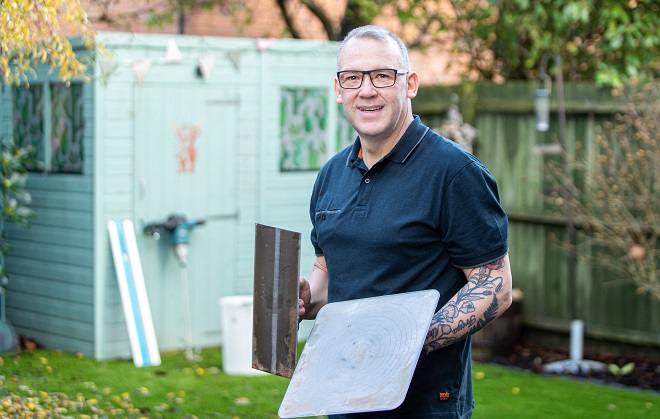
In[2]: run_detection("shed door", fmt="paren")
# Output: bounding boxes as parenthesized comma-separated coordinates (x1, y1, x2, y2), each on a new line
(134, 85, 238, 351)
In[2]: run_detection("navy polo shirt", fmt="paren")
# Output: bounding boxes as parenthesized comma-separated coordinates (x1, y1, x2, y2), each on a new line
(309, 116, 508, 418)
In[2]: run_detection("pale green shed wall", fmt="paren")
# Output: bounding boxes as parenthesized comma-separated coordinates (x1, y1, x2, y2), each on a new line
(1, 49, 96, 356)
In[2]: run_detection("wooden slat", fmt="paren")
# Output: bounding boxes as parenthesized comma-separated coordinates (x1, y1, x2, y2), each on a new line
(28, 207, 94, 229)
(9, 240, 94, 267)
(4, 223, 92, 246)
(5, 258, 92, 285)
(29, 190, 93, 211)
(7, 292, 93, 321)
(8, 277, 92, 302)
(6, 309, 94, 340)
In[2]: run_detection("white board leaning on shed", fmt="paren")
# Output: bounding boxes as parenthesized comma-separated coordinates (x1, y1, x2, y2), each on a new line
(107, 220, 161, 367)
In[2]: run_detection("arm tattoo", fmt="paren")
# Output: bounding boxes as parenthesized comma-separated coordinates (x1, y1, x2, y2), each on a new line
(424, 257, 505, 353)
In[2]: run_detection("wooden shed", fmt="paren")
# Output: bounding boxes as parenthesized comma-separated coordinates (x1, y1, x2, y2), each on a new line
(0, 33, 348, 360)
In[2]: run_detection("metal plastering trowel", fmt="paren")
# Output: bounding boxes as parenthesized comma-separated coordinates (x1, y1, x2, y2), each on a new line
(252, 224, 301, 378)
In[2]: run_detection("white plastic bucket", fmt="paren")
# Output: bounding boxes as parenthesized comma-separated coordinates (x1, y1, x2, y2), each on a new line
(219, 295, 265, 376)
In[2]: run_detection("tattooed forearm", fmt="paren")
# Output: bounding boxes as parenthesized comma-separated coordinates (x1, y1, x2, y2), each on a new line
(424, 257, 509, 353)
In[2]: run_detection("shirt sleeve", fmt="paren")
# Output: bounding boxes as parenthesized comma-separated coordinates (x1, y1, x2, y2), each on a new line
(440, 160, 509, 268)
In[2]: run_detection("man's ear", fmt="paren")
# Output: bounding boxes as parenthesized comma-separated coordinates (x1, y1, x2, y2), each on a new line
(406, 71, 420, 99)
(334, 78, 343, 104)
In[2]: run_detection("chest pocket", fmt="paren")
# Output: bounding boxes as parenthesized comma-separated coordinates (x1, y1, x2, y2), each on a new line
(314, 209, 342, 249)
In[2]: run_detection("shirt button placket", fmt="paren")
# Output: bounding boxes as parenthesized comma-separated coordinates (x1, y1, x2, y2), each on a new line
(359, 176, 372, 206)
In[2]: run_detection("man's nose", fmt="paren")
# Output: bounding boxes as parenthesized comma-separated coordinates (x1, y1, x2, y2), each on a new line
(359, 74, 377, 95)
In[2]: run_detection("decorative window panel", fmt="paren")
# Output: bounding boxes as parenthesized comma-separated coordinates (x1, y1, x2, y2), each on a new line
(12, 85, 45, 169)
(50, 83, 84, 173)
(280, 87, 328, 171)
(11, 83, 84, 174)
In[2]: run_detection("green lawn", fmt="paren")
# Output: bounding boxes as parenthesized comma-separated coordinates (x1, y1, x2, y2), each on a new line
(471, 363, 658, 418)
(0, 347, 657, 418)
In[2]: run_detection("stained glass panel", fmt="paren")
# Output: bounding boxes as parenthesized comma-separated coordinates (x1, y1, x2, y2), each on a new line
(12, 85, 44, 169)
(280, 87, 328, 171)
(51, 83, 84, 173)
(11, 83, 84, 174)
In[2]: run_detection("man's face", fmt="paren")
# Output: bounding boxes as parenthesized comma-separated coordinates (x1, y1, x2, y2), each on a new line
(335, 37, 418, 145)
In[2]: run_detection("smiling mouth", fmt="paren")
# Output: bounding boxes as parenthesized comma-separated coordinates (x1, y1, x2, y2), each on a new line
(359, 106, 383, 112)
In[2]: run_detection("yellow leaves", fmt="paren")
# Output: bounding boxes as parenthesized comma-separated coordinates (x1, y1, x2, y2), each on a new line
(168, 390, 186, 405)
(58, 61, 69, 79)
(135, 387, 151, 396)
(1, 0, 96, 85)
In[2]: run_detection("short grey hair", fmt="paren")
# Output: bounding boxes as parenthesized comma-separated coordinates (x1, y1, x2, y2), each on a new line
(337, 25, 411, 71)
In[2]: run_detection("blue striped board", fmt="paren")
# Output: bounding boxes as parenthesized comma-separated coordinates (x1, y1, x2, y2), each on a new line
(107, 220, 161, 367)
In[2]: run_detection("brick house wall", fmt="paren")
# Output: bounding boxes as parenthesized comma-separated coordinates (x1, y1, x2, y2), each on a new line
(83, 0, 463, 85)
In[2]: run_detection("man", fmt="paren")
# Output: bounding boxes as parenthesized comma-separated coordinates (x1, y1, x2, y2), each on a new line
(298, 25, 512, 418)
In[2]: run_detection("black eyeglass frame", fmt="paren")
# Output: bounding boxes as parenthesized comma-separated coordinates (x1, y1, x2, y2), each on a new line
(336, 68, 409, 89)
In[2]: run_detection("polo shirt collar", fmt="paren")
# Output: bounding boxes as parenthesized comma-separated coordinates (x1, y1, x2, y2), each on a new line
(346, 115, 429, 167)
(386, 115, 429, 164)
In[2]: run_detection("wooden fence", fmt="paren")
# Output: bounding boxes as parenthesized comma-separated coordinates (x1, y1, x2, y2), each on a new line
(413, 81, 660, 350)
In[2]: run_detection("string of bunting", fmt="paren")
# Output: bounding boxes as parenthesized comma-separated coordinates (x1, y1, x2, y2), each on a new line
(97, 37, 335, 85)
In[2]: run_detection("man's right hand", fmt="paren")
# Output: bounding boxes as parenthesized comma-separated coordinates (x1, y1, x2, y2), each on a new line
(298, 277, 312, 320)
(298, 256, 329, 321)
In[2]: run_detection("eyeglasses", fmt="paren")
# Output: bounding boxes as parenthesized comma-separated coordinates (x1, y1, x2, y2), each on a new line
(336, 69, 409, 89)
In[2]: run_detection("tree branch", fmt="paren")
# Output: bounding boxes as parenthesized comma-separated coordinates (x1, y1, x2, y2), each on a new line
(301, 0, 336, 40)
(407, 12, 439, 49)
(276, 0, 302, 39)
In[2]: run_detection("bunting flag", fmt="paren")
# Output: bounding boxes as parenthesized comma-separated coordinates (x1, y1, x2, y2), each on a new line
(255, 38, 276, 51)
(98, 54, 119, 79)
(164, 38, 184, 63)
(198, 54, 216, 80)
(132, 59, 151, 86)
